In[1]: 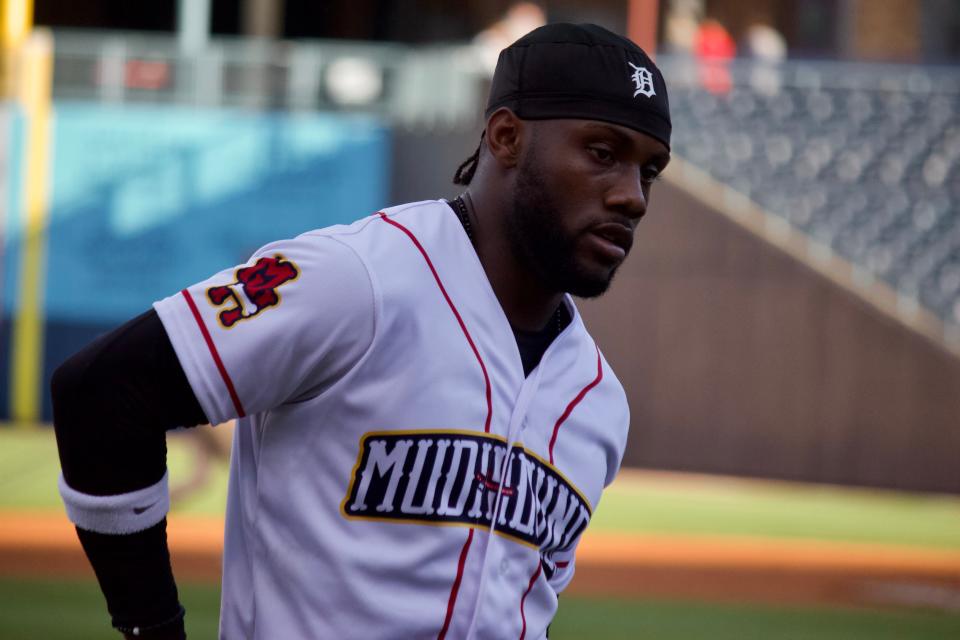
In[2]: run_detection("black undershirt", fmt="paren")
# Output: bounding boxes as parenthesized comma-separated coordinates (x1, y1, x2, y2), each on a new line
(513, 310, 570, 375)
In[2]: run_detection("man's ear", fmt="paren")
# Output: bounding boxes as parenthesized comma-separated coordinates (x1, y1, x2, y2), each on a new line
(484, 108, 524, 170)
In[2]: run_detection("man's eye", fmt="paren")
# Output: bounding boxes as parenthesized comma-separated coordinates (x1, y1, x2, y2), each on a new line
(641, 167, 662, 184)
(588, 146, 614, 163)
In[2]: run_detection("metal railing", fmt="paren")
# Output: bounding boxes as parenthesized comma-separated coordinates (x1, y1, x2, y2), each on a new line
(50, 30, 490, 130)
(49, 30, 960, 126)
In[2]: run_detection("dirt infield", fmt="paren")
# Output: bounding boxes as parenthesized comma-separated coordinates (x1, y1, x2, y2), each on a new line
(2, 512, 958, 611)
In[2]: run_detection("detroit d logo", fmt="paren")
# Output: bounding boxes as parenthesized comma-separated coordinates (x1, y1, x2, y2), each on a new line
(628, 62, 656, 98)
(207, 255, 299, 328)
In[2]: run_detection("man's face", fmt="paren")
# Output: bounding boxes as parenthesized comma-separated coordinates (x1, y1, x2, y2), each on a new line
(505, 119, 670, 298)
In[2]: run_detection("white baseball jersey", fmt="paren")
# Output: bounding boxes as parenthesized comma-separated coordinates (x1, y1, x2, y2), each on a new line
(154, 200, 630, 640)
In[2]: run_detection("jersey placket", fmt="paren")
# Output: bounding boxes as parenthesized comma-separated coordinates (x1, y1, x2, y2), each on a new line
(465, 317, 569, 638)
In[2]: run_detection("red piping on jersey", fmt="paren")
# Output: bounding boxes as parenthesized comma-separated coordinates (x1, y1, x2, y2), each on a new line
(181, 289, 246, 418)
(518, 562, 543, 640)
(437, 528, 474, 640)
(548, 345, 603, 465)
(378, 212, 492, 433)
(555, 560, 570, 568)
(379, 212, 493, 639)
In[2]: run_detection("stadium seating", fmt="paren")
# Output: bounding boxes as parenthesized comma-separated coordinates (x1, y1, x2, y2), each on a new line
(662, 58, 960, 327)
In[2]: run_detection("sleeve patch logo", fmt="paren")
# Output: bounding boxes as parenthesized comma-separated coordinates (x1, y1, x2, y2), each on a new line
(341, 430, 592, 564)
(207, 254, 299, 328)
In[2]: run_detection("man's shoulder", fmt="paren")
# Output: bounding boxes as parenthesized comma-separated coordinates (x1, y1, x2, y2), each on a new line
(571, 318, 629, 409)
(375, 199, 455, 230)
(598, 349, 628, 406)
(261, 200, 458, 296)
(301, 199, 452, 241)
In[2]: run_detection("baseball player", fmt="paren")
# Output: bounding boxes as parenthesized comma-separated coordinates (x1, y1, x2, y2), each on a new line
(52, 23, 671, 639)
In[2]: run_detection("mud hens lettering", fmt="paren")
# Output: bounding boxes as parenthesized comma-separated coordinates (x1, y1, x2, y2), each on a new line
(342, 431, 592, 556)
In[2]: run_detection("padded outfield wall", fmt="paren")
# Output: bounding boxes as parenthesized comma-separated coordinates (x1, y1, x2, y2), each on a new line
(1, 103, 390, 421)
(580, 178, 960, 494)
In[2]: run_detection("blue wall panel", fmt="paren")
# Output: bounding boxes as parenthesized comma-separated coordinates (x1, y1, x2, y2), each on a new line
(3, 102, 390, 421)
(1, 106, 26, 420)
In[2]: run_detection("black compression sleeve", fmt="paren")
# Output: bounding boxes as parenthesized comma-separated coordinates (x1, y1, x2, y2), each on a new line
(52, 308, 207, 494)
(77, 520, 186, 639)
(52, 308, 208, 637)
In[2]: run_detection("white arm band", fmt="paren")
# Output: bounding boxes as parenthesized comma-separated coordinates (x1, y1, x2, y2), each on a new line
(58, 471, 170, 535)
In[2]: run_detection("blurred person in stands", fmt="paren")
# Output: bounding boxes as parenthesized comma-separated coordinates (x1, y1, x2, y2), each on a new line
(743, 22, 787, 95)
(663, 0, 701, 56)
(695, 18, 736, 94)
(473, 2, 547, 74)
(743, 23, 787, 62)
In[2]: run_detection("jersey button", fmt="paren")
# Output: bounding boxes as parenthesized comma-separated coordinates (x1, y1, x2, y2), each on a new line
(499, 559, 509, 575)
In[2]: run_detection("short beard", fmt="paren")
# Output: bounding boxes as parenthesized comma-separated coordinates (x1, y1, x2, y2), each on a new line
(505, 151, 617, 299)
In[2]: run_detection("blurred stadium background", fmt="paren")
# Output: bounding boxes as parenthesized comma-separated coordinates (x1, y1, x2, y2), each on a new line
(1, 0, 959, 638)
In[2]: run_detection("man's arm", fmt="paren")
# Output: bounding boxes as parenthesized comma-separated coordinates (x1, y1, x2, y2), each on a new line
(52, 309, 208, 638)
(54, 231, 376, 637)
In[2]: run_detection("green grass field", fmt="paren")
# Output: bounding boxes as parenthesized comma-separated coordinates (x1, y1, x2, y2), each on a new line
(1, 577, 958, 640)
(4, 427, 960, 549)
(592, 473, 960, 549)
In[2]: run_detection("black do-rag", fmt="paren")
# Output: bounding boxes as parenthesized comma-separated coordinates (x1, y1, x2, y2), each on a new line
(485, 23, 671, 150)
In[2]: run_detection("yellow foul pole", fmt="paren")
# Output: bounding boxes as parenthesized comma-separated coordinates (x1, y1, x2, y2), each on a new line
(4, 0, 53, 425)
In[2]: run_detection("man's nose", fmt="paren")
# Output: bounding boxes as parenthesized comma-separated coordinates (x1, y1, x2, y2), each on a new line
(605, 165, 648, 220)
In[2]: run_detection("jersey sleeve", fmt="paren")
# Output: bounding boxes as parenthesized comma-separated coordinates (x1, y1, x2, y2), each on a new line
(153, 233, 375, 425)
(602, 363, 631, 489)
